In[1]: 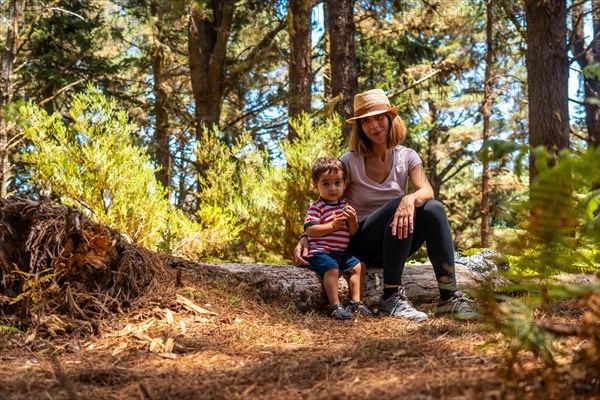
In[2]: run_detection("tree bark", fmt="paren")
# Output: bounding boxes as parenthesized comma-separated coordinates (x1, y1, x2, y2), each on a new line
(572, 0, 600, 149)
(426, 100, 442, 198)
(288, 0, 312, 139)
(480, 0, 493, 248)
(150, 0, 172, 196)
(327, 0, 358, 139)
(0, 0, 20, 198)
(524, 0, 569, 180)
(188, 0, 235, 138)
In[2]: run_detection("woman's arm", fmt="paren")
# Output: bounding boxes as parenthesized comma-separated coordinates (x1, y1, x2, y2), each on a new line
(294, 236, 310, 266)
(404, 163, 434, 206)
(391, 164, 434, 239)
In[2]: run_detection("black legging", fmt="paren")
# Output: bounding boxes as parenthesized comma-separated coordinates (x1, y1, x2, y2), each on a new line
(349, 198, 457, 301)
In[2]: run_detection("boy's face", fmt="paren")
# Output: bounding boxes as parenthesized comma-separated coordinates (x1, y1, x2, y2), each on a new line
(315, 170, 345, 203)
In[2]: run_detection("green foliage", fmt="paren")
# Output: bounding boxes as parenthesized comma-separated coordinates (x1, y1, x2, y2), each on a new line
(0, 325, 22, 334)
(9, 267, 64, 306)
(583, 62, 600, 81)
(18, 86, 233, 259)
(494, 296, 556, 363)
(194, 113, 345, 261)
(503, 145, 600, 278)
(19, 1, 119, 112)
(280, 113, 347, 251)
(20, 85, 171, 247)
(478, 139, 529, 181)
(479, 143, 600, 365)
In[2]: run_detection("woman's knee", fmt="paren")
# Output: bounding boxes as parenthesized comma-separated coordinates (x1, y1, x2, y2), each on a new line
(423, 199, 447, 217)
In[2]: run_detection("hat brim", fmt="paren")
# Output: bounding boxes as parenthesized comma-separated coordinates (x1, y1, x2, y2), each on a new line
(346, 106, 398, 123)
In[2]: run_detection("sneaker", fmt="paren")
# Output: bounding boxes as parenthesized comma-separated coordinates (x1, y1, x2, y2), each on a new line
(435, 291, 480, 321)
(346, 300, 373, 316)
(378, 288, 428, 322)
(328, 303, 352, 320)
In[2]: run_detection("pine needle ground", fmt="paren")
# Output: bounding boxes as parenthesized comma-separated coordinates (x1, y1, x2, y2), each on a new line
(0, 271, 596, 400)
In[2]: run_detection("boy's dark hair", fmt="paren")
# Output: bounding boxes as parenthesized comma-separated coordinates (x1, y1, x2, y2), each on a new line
(311, 157, 346, 184)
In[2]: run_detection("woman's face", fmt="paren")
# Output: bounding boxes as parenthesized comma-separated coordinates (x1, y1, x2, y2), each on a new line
(359, 113, 389, 146)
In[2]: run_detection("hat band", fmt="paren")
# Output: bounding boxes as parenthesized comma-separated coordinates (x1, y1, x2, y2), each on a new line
(354, 104, 392, 118)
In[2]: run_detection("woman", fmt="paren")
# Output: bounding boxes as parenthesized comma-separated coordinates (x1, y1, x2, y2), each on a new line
(295, 89, 478, 321)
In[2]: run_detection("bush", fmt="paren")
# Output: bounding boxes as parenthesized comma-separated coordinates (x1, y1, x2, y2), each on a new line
(479, 143, 600, 366)
(194, 113, 346, 262)
(503, 145, 600, 278)
(19, 85, 233, 258)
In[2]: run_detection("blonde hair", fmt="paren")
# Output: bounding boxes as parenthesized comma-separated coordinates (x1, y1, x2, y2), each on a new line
(348, 113, 407, 156)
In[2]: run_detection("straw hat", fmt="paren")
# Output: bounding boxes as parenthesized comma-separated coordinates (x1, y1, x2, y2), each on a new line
(346, 89, 398, 123)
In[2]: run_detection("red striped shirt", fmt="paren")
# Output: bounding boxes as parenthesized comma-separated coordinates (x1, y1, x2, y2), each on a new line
(304, 198, 351, 255)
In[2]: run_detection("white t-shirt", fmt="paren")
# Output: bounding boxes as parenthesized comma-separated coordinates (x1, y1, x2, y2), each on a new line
(340, 146, 423, 222)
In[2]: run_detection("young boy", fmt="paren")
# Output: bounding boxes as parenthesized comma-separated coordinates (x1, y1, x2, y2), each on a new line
(303, 157, 373, 320)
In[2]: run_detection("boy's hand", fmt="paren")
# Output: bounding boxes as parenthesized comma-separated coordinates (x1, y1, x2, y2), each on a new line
(341, 204, 358, 224)
(329, 212, 347, 231)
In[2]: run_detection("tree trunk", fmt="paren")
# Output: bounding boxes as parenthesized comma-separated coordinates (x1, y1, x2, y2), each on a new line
(150, 0, 172, 196)
(327, 0, 358, 139)
(480, 0, 493, 248)
(0, 0, 20, 198)
(572, 0, 600, 149)
(322, 1, 332, 100)
(288, 0, 312, 140)
(188, 0, 235, 138)
(524, 0, 569, 181)
(426, 100, 442, 198)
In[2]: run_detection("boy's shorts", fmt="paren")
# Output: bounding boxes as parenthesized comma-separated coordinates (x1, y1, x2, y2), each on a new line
(306, 251, 361, 277)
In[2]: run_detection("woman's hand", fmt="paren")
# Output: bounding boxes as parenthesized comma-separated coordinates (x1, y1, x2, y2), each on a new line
(294, 235, 310, 266)
(391, 196, 415, 239)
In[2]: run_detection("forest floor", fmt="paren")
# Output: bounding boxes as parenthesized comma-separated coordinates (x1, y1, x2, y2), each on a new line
(0, 270, 597, 400)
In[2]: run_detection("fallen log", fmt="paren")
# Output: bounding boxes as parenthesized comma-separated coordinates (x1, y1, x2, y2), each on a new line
(176, 259, 598, 312)
(175, 260, 505, 311)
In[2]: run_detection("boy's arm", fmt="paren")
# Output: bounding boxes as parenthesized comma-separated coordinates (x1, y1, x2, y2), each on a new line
(305, 222, 337, 238)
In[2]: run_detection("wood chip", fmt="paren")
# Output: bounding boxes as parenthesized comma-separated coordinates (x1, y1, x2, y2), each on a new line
(111, 342, 127, 356)
(164, 309, 174, 325)
(176, 294, 218, 315)
(164, 338, 174, 353)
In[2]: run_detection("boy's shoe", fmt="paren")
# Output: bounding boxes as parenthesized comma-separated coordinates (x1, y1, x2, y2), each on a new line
(378, 288, 428, 322)
(435, 291, 480, 321)
(346, 300, 373, 316)
(328, 303, 352, 320)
